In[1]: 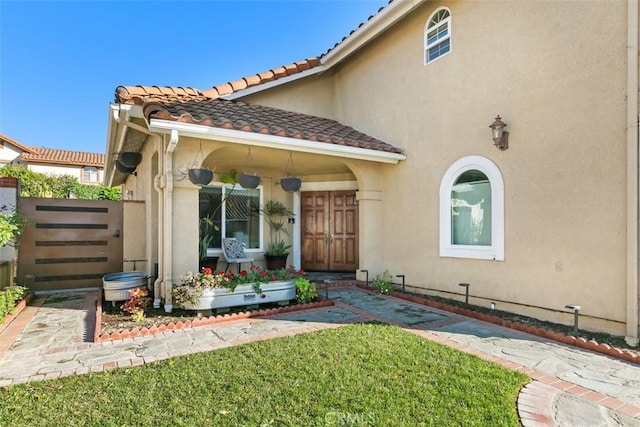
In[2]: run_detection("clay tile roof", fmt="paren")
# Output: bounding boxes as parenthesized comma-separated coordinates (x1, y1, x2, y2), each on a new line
(115, 85, 206, 105)
(141, 97, 403, 154)
(201, 58, 322, 100)
(0, 134, 38, 154)
(21, 148, 105, 167)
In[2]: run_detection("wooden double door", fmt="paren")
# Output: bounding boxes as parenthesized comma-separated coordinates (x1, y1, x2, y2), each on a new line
(301, 191, 358, 271)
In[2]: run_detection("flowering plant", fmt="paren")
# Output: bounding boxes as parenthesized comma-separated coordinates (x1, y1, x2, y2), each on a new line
(172, 265, 305, 307)
(120, 288, 151, 322)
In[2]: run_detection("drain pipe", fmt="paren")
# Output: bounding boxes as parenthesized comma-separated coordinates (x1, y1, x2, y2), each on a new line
(152, 136, 164, 309)
(626, 0, 639, 346)
(162, 129, 179, 313)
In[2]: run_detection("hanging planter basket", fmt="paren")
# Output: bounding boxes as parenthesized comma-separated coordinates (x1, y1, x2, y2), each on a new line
(238, 174, 261, 189)
(115, 160, 136, 174)
(117, 152, 142, 168)
(188, 168, 214, 186)
(280, 177, 301, 192)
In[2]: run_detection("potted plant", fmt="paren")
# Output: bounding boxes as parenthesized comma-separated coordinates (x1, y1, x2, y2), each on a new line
(261, 200, 294, 270)
(199, 215, 218, 271)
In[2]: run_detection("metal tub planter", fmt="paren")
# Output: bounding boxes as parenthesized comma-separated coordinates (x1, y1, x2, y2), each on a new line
(181, 280, 296, 311)
(102, 271, 148, 302)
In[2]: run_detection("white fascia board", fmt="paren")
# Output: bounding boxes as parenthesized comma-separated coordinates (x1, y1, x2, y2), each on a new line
(222, 66, 328, 101)
(321, 0, 425, 67)
(149, 119, 406, 164)
(124, 104, 145, 119)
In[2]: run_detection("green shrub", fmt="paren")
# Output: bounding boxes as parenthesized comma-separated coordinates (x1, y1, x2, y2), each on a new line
(295, 277, 317, 304)
(0, 286, 27, 323)
(0, 165, 121, 200)
(372, 270, 394, 295)
(0, 211, 28, 247)
(0, 293, 6, 324)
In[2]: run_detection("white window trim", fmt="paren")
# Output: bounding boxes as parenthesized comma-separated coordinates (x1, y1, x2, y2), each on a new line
(204, 183, 264, 255)
(439, 155, 504, 261)
(424, 6, 451, 65)
(83, 166, 99, 183)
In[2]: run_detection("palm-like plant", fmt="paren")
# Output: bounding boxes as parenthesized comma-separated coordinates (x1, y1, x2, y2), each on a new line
(261, 200, 294, 256)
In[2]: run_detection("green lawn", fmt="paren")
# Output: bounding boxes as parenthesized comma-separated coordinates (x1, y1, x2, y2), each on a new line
(0, 323, 528, 426)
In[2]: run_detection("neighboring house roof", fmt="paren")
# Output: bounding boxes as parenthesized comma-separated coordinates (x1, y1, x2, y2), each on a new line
(20, 147, 105, 168)
(0, 133, 38, 154)
(124, 89, 402, 154)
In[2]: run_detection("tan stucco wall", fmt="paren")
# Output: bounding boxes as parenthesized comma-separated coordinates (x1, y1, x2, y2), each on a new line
(123, 200, 146, 271)
(241, 72, 336, 121)
(356, 1, 627, 333)
(234, 1, 630, 333)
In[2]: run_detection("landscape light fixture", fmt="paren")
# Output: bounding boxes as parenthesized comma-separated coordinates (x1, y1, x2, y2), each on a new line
(459, 282, 470, 304)
(565, 304, 582, 335)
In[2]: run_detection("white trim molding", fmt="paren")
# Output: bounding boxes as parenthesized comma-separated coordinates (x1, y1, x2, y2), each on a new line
(148, 120, 406, 164)
(439, 155, 505, 261)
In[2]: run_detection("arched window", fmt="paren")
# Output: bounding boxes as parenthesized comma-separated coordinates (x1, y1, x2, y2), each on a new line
(440, 156, 504, 260)
(425, 7, 451, 64)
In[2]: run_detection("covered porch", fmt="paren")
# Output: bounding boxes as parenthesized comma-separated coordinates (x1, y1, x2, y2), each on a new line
(105, 87, 405, 311)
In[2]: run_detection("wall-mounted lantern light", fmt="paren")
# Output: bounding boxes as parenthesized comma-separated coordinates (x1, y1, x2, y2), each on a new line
(489, 115, 509, 151)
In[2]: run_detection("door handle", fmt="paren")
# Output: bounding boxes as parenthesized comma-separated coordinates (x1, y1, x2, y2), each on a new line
(113, 229, 121, 238)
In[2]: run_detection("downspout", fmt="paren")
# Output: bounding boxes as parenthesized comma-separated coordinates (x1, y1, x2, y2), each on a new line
(626, 0, 639, 346)
(162, 129, 179, 313)
(152, 136, 164, 309)
(292, 192, 301, 269)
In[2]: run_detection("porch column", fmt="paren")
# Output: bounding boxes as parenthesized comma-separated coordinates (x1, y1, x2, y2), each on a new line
(356, 190, 384, 280)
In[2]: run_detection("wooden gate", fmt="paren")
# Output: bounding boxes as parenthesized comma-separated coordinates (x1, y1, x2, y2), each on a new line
(17, 198, 123, 292)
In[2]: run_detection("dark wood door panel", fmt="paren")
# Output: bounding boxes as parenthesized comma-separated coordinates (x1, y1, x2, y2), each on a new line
(301, 191, 358, 272)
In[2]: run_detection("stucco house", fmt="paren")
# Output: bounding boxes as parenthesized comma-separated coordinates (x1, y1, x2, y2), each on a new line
(104, 0, 639, 345)
(0, 133, 105, 185)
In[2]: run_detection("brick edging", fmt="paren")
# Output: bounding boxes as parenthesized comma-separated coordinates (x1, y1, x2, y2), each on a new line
(356, 283, 640, 365)
(0, 292, 34, 335)
(94, 299, 335, 343)
(94, 288, 102, 343)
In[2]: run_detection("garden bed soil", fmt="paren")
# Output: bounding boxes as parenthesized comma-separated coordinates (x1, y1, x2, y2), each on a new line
(99, 298, 331, 337)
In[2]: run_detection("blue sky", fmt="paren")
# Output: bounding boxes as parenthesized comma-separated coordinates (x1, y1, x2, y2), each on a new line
(0, 0, 388, 154)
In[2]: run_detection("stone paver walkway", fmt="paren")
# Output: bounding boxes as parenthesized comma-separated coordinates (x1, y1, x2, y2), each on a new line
(1, 286, 639, 426)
